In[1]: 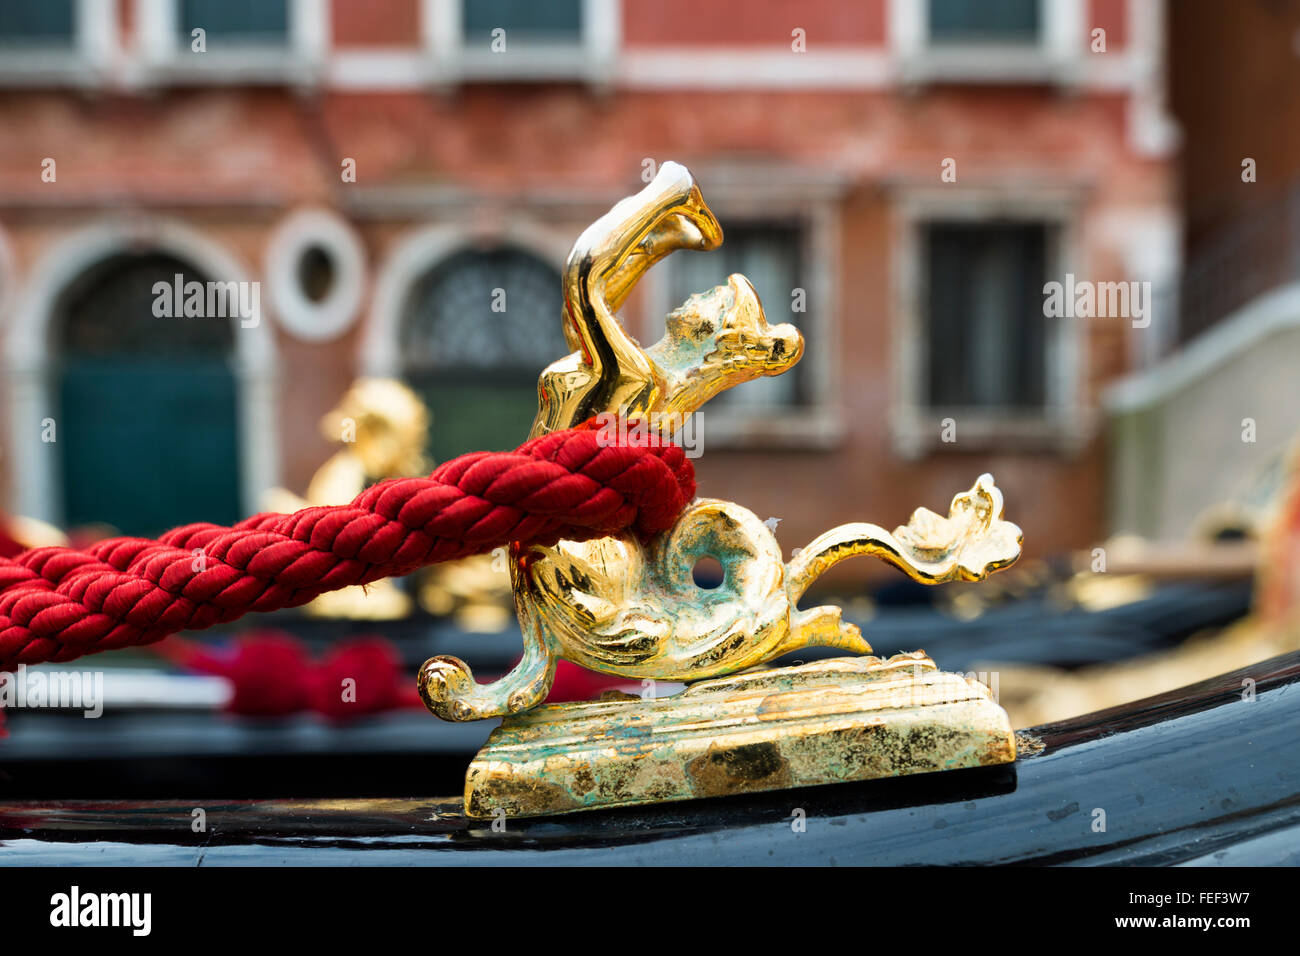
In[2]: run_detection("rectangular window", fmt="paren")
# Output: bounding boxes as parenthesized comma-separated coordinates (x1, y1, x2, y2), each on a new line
(447, 0, 614, 85)
(667, 223, 807, 409)
(0, 0, 76, 48)
(927, 0, 1040, 45)
(461, 0, 583, 48)
(924, 222, 1048, 410)
(177, 0, 289, 46)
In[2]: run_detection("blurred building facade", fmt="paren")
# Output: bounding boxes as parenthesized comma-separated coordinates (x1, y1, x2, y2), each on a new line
(1109, 0, 1300, 542)
(0, 0, 1178, 577)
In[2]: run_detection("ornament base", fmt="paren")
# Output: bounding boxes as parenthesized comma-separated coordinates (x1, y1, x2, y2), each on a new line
(463, 652, 1016, 818)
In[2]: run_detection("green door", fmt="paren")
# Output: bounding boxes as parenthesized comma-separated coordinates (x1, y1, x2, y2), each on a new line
(59, 357, 241, 537)
(54, 252, 242, 538)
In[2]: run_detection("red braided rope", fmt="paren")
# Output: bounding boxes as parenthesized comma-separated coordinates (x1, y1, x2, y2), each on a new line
(0, 421, 694, 669)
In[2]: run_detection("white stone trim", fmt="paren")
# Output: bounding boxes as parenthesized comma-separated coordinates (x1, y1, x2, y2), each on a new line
(620, 49, 893, 88)
(890, 0, 1085, 86)
(0, 0, 117, 86)
(421, 0, 619, 85)
(585, 0, 620, 76)
(135, 0, 327, 86)
(888, 0, 925, 60)
(362, 218, 570, 377)
(1107, 282, 1300, 413)
(1044, 0, 1087, 67)
(324, 41, 1152, 94)
(0, 224, 14, 318)
(327, 49, 433, 89)
(617, 46, 1158, 92)
(422, 0, 459, 70)
(2, 218, 280, 525)
(1125, 0, 1180, 157)
(326, 0, 1160, 95)
(890, 184, 1091, 458)
(265, 208, 367, 343)
(0, 0, 1163, 97)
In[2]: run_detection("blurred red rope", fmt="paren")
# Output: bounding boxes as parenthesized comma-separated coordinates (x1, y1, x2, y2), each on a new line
(0, 420, 694, 670)
(156, 631, 422, 720)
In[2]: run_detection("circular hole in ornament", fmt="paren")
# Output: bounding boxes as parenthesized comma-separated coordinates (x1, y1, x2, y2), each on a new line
(692, 555, 724, 590)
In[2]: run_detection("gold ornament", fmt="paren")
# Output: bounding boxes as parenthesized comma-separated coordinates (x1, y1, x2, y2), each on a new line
(417, 163, 1023, 816)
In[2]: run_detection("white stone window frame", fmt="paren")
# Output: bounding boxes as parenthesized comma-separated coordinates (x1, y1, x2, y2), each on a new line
(2, 218, 281, 526)
(136, 0, 327, 87)
(0, 0, 116, 86)
(639, 168, 846, 450)
(361, 218, 571, 378)
(265, 208, 367, 343)
(891, 186, 1091, 459)
(0, 225, 14, 320)
(890, 0, 1086, 86)
(422, 0, 619, 86)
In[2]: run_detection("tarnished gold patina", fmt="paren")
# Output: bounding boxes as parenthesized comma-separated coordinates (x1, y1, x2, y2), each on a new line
(415, 162, 1023, 816)
(467, 653, 1015, 817)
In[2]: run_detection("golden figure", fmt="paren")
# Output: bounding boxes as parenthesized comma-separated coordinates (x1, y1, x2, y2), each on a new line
(266, 378, 513, 626)
(306, 378, 431, 505)
(418, 163, 1022, 721)
(412, 163, 1021, 815)
(264, 378, 428, 620)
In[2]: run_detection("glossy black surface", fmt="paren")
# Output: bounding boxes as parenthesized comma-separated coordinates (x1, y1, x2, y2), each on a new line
(1, 649, 1297, 865)
(0, 579, 1252, 799)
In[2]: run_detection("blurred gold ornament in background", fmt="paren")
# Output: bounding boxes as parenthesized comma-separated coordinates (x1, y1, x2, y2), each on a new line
(310, 378, 431, 503)
(994, 440, 1299, 728)
(264, 378, 426, 621)
(264, 377, 514, 627)
(4, 514, 68, 550)
(416, 553, 513, 633)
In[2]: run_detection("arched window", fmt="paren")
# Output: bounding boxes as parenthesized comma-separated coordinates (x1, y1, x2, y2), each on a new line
(399, 247, 566, 461)
(54, 252, 241, 536)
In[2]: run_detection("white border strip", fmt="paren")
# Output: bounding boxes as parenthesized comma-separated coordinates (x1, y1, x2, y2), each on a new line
(1107, 282, 1300, 412)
